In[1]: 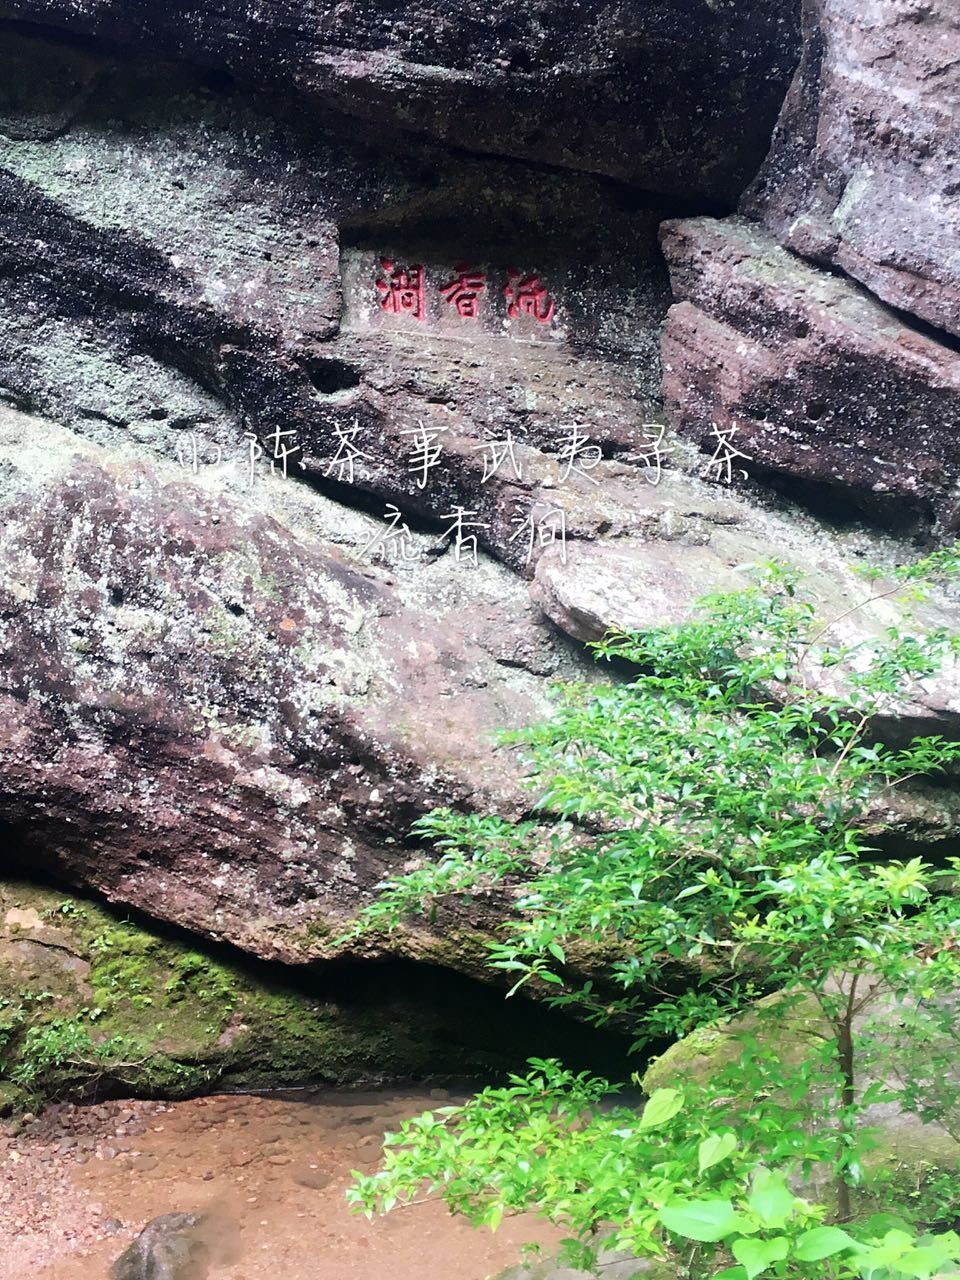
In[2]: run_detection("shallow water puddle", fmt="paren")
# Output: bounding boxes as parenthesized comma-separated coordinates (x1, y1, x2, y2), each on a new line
(2, 1087, 562, 1279)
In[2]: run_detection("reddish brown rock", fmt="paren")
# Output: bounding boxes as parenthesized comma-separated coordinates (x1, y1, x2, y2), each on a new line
(3, 0, 960, 995)
(744, 0, 960, 338)
(659, 215, 960, 529)
(0, 405, 578, 965)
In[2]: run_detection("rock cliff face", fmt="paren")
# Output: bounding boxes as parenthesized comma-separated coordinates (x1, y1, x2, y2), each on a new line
(0, 1, 800, 199)
(744, 0, 960, 339)
(660, 216, 960, 527)
(0, 1, 958, 993)
(664, 0, 960, 527)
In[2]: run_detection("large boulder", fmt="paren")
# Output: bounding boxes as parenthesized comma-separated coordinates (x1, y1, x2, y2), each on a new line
(527, 457, 960, 749)
(743, 0, 960, 339)
(2, 396, 960, 971)
(0, 405, 576, 964)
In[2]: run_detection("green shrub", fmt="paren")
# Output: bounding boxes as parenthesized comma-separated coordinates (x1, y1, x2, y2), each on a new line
(347, 562, 960, 1277)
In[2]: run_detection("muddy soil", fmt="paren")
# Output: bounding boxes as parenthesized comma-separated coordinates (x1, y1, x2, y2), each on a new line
(1, 1087, 562, 1279)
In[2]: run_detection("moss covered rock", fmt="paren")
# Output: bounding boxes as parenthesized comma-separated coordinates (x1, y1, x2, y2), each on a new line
(0, 877, 375, 1105)
(641, 992, 826, 1096)
(0, 877, 613, 1110)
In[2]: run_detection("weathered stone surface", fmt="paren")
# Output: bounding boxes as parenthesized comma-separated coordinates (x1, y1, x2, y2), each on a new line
(110, 1211, 209, 1280)
(0, 1, 800, 200)
(658, 215, 960, 529)
(744, 0, 960, 339)
(860, 781, 960, 858)
(4, 391, 956, 974)
(2, 392, 959, 972)
(0, 33, 674, 574)
(0, 405, 580, 964)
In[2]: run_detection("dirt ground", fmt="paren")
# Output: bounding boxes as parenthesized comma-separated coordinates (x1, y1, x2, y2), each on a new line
(0, 1087, 562, 1280)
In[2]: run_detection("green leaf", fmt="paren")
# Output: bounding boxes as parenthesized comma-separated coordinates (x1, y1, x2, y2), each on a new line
(676, 883, 707, 900)
(483, 1203, 504, 1232)
(698, 1131, 739, 1174)
(897, 1246, 953, 1278)
(658, 1198, 740, 1243)
(638, 1087, 684, 1131)
(861, 1214, 914, 1237)
(747, 1169, 795, 1229)
(794, 1225, 858, 1261)
(732, 1236, 790, 1279)
(856, 1228, 915, 1272)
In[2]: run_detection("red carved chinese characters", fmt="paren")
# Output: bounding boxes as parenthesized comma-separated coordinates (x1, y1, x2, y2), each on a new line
(440, 264, 487, 318)
(376, 258, 426, 321)
(375, 258, 558, 326)
(503, 268, 555, 324)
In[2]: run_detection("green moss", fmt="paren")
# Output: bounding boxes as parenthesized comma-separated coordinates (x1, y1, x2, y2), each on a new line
(0, 1082, 26, 1116)
(0, 878, 419, 1107)
(641, 992, 824, 1095)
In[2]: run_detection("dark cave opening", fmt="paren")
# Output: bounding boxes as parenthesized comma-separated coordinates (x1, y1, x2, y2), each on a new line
(300, 356, 364, 397)
(0, 848, 641, 1103)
